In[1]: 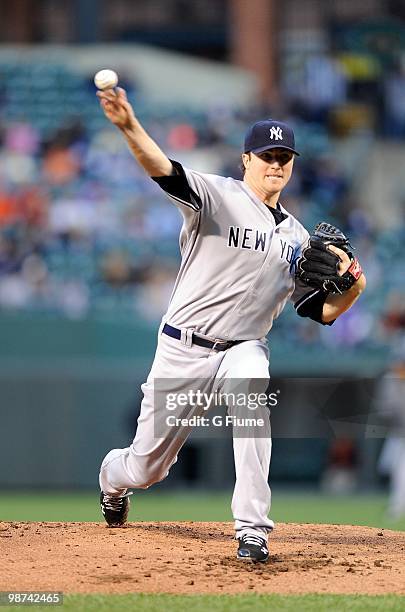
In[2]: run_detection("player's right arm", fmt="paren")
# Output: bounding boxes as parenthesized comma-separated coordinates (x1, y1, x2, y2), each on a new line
(97, 87, 173, 177)
(98, 88, 220, 217)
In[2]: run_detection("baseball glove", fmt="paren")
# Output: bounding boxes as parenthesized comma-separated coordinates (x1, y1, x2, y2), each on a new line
(296, 221, 363, 294)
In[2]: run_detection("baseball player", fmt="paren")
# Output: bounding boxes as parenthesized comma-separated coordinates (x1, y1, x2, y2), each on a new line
(97, 87, 366, 562)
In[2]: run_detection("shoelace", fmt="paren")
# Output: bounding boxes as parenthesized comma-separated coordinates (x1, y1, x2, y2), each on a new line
(103, 492, 131, 511)
(241, 534, 266, 547)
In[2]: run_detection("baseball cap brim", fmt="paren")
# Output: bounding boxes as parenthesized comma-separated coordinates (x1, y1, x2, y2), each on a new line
(249, 144, 300, 156)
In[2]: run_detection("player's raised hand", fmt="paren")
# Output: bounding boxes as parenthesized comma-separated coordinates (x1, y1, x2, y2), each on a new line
(97, 87, 136, 131)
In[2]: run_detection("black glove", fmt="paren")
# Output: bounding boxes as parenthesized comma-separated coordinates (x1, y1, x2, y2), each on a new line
(296, 222, 363, 294)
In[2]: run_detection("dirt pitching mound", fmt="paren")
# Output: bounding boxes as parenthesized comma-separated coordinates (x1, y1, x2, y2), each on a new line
(1, 521, 404, 595)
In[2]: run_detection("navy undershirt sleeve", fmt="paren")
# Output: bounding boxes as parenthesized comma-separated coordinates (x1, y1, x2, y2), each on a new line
(151, 160, 202, 211)
(295, 289, 335, 326)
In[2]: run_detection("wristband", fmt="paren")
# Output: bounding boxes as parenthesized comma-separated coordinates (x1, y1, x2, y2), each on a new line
(347, 257, 362, 281)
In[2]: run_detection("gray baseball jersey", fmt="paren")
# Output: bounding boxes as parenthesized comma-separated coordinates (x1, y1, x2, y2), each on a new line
(158, 163, 311, 340)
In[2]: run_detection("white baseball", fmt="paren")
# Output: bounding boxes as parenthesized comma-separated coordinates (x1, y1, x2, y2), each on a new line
(94, 69, 118, 90)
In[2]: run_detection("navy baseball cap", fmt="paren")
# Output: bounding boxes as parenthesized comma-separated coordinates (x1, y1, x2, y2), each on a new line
(244, 119, 300, 156)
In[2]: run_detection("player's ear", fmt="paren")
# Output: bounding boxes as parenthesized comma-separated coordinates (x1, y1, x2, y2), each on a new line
(242, 153, 250, 170)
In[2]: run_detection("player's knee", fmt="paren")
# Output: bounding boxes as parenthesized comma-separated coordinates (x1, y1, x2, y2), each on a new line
(127, 445, 178, 488)
(139, 467, 169, 489)
(135, 459, 172, 488)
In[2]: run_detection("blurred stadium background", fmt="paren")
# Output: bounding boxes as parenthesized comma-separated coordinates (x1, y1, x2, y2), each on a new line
(0, 0, 404, 527)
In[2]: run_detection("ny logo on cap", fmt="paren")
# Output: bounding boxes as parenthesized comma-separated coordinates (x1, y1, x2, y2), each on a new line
(269, 126, 283, 141)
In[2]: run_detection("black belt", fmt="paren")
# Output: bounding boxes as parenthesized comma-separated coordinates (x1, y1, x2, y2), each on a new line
(162, 323, 241, 352)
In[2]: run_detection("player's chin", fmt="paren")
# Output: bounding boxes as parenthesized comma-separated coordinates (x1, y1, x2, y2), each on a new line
(264, 176, 284, 191)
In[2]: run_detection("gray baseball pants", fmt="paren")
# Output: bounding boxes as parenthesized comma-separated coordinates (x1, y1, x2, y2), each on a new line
(99, 330, 274, 539)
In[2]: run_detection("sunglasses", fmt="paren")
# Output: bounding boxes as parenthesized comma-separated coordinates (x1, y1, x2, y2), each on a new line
(257, 150, 294, 166)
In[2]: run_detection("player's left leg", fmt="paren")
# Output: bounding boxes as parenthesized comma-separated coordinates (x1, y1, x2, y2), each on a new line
(99, 331, 224, 526)
(214, 339, 273, 561)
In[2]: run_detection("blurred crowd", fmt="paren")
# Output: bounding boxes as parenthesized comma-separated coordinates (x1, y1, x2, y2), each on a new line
(0, 54, 404, 354)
